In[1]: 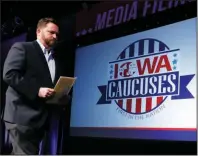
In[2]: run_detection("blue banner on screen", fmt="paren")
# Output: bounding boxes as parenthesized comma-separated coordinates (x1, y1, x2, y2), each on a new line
(70, 18, 197, 141)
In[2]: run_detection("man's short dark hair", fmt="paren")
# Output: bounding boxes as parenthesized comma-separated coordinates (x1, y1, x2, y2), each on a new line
(37, 17, 58, 29)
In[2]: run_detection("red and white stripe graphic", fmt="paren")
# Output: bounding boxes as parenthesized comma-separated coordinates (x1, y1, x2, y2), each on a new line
(114, 38, 170, 114)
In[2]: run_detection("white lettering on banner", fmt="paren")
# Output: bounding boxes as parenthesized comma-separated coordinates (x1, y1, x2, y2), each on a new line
(77, 0, 192, 37)
(107, 73, 177, 99)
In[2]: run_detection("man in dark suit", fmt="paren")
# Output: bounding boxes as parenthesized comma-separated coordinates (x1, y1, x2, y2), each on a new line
(2, 17, 67, 154)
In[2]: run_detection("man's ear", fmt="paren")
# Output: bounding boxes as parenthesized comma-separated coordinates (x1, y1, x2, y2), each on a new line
(36, 28, 41, 35)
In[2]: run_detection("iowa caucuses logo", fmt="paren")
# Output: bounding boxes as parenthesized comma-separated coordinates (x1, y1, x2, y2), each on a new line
(97, 38, 194, 119)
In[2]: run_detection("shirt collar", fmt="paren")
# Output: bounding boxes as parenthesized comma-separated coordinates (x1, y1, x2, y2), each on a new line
(36, 39, 54, 54)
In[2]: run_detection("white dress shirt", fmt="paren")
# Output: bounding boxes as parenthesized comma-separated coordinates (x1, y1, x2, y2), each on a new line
(36, 39, 56, 82)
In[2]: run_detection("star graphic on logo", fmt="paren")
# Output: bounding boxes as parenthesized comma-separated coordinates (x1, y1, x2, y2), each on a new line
(110, 65, 113, 68)
(110, 76, 113, 79)
(173, 53, 177, 57)
(172, 59, 177, 65)
(173, 66, 177, 70)
(130, 63, 136, 67)
(110, 70, 113, 74)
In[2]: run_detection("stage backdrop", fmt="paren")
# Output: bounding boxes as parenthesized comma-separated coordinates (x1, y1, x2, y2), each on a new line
(70, 17, 197, 141)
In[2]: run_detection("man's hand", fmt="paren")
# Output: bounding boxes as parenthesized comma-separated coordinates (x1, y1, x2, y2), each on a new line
(38, 87, 55, 98)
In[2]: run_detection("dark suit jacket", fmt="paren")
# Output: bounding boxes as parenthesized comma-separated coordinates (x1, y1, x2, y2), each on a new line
(3, 41, 62, 128)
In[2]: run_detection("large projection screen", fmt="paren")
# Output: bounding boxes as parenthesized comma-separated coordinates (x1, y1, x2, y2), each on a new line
(70, 18, 197, 141)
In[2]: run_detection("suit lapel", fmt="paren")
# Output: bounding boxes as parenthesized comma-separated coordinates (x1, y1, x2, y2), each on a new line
(53, 54, 60, 85)
(32, 41, 53, 85)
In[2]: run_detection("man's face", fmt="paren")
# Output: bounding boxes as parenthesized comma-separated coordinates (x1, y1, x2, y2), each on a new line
(38, 22, 59, 47)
